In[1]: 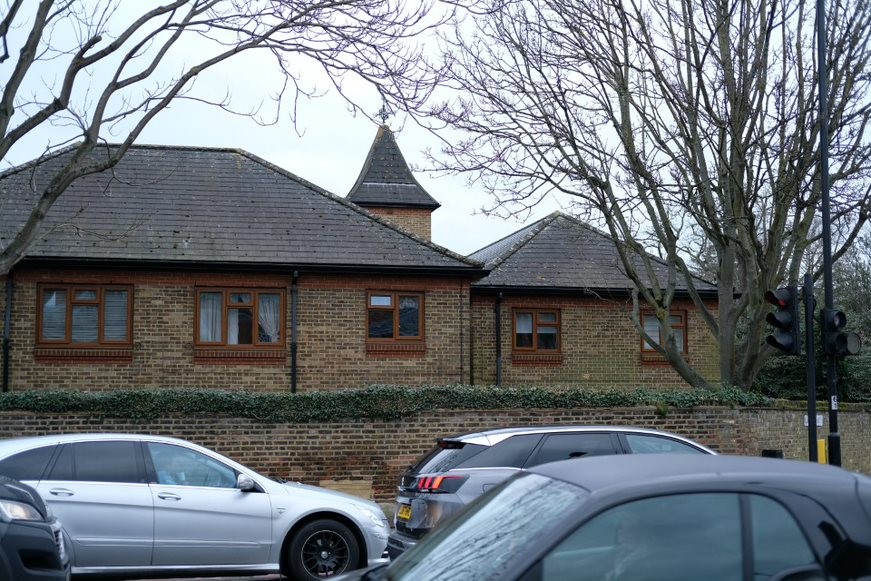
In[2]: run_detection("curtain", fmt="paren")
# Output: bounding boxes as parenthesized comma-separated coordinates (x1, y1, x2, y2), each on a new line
(398, 296, 420, 337)
(199, 293, 222, 342)
(258, 294, 281, 343)
(228, 310, 239, 344)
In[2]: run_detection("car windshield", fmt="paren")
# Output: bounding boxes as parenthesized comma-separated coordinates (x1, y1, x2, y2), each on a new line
(386, 472, 589, 580)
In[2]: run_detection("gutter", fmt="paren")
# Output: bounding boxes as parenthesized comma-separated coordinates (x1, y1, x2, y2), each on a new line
(19, 258, 487, 279)
(472, 285, 720, 301)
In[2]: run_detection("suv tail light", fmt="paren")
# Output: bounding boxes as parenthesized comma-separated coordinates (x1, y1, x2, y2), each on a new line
(414, 474, 468, 493)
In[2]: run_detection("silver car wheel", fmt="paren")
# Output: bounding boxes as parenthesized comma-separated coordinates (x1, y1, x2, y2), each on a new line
(289, 519, 359, 579)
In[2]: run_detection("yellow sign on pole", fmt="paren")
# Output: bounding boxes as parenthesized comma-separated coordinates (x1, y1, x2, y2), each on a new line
(817, 439, 828, 464)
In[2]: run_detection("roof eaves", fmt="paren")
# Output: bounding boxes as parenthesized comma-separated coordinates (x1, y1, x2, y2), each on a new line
(470, 283, 719, 299)
(18, 256, 488, 277)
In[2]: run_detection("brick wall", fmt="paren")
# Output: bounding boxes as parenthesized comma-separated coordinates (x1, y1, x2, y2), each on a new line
(296, 274, 470, 388)
(362, 207, 433, 240)
(2, 268, 471, 391)
(0, 406, 866, 504)
(470, 294, 720, 388)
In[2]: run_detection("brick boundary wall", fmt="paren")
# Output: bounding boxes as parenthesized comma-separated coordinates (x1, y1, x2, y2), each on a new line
(0, 406, 867, 507)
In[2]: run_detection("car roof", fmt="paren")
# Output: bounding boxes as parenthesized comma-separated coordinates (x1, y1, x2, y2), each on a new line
(0, 433, 192, 456)
(444, 425, 714, 451)
(530, 452, 856, 489)
(530, 454, 871, 545)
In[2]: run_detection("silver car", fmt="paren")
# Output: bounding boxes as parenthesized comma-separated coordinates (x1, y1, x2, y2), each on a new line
(0, 433, 389, 579)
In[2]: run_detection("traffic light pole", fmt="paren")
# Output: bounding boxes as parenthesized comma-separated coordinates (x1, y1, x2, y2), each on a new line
(817, 0, 841, 466)
(804, 274, 818, 463)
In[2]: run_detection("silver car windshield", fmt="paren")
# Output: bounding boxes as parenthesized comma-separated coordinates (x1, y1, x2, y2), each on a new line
(386, 473, 588, 580)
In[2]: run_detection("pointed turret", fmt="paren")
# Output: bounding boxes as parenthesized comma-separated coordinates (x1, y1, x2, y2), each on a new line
(347, 125, 440, 240)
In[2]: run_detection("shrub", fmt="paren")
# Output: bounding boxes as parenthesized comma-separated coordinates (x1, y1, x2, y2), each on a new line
(0, 385, 773, 422)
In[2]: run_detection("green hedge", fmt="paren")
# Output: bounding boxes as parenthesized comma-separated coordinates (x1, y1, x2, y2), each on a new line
(0, 385, 772, 422)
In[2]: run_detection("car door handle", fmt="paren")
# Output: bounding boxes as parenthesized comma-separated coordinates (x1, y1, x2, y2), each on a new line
(157, 492, 181, 501)
(48, 488, 74, 497)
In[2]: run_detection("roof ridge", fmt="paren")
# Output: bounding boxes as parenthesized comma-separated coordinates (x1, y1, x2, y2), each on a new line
(0, 142, 81, 180)
(347, 125, 385, 195)
(555, 212, 717, 288)
(475, 211, 562, 270)
(1, 142, 262, 181)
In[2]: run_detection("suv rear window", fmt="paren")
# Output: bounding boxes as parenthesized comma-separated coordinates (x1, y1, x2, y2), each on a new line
(411, 442, 487, 474)
(457, 434, 543, 469)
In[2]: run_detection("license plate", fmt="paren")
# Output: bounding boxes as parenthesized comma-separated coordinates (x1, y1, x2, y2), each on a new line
(397, 504, 412, 521)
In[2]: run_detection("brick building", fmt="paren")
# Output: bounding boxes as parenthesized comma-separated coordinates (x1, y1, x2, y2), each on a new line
(0, 127, 720, 391)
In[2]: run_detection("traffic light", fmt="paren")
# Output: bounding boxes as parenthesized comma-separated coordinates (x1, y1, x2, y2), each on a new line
(822, 308, 862, 357)
(765, 286, 800, 355)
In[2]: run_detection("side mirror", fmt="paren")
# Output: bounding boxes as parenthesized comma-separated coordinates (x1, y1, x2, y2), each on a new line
(237, 473, 256, 491)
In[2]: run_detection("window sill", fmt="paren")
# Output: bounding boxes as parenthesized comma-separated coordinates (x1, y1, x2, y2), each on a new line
(194, 347, 287, 366)
(366, 342, 426, 358)
(640, 351, 686, 366)
(512, 353, 563, 366)
(34, 346, 133, 364)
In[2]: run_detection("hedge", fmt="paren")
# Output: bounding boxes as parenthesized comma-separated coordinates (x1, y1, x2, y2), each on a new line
(0, 385, 773, 422)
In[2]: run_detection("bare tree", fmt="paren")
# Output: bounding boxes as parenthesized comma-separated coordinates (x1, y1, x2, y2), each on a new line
(0, 0, 448, 274)
(426, 0, 871, 388)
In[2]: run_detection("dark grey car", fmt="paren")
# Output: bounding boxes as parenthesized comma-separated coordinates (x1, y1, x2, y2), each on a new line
(0, 475, 69, 581)
(342, 454, 871, 580)
(388, 425, 714, 558)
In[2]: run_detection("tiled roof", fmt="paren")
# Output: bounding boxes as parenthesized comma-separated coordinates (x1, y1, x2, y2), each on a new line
(469, 212, 716, 294)
(346, 125, 440, 209)
(0, 144, 477, 272)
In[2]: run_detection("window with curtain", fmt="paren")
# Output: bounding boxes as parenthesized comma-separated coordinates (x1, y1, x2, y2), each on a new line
(641, 312, 687, 353)
(38, 285, 132, 346)
(367, 291, 424, 341)
(514, 309, 560, 352)
(196, 288, 284, 348)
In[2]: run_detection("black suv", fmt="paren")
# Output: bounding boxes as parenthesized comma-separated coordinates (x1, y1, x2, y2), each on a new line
(388, 425, 714, 558)
(0, 475, 69, 581)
